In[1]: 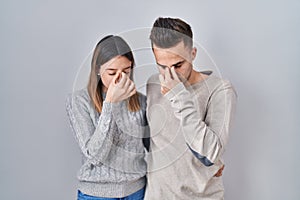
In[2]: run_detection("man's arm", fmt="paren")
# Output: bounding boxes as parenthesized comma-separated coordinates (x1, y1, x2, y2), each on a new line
(164, 81, 237, 166)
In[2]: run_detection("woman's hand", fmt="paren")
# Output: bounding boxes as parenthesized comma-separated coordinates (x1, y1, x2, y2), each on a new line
(106, 72, 136, 103)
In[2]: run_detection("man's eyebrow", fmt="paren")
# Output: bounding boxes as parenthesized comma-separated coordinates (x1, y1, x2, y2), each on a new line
(172, 61, 184, 67)
(156, 63, 167, 69)
(157, 61, 184, 68)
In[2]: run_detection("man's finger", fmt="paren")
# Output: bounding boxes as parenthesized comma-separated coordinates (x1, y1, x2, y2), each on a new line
(159, 74, 165, 84)
(161, 87, 164, 94)
(164, 67, 171, 80)
(170, 66, 180, 81)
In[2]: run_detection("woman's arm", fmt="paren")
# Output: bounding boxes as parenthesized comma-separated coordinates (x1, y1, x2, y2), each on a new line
(65, 92, 115, 166)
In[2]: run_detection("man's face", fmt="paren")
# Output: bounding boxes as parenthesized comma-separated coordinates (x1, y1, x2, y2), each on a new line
(152, 41, 196, 82)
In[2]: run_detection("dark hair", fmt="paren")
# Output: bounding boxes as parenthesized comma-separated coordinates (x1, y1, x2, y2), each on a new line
(87, 35, 140, 112)
(150, 17, 193, 49)
(94, 35, 135, 67)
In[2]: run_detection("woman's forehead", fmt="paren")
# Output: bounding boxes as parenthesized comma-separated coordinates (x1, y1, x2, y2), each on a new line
(102, 56, 132, 70)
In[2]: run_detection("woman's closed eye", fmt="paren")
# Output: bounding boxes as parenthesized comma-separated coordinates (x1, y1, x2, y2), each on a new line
(107, 70, 116, 75)
(108, 70, 130, 76)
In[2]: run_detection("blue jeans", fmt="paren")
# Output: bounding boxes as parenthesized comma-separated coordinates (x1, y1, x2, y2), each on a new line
(77, 187, 145, 200)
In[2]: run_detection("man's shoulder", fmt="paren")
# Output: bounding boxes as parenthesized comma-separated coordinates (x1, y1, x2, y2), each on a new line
(201, 71, 235, 91)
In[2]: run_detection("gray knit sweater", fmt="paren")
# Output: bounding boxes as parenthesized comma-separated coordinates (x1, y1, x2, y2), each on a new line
(65, 88, 148, 198)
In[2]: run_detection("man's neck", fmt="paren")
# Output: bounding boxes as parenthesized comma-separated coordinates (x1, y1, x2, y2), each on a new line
(188, 70, 209, 85)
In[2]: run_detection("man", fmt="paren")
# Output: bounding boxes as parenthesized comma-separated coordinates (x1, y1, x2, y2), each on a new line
(144, 17, 237, 199)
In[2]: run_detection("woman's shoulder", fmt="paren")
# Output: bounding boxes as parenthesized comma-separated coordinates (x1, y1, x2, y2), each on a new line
(66, 88, 91, 108)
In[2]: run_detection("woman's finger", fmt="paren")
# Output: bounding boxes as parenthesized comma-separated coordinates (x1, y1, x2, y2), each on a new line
(128, 81, 135, 93)
(118, 72, 126, 87)
(129, 89, 137, 97)
(113, 71, 122, 84)
(124, 76, 131, 89)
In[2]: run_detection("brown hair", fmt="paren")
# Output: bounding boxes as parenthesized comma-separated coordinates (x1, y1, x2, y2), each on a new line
(150, 17, 193, 49)
(87, 35, 140, 113)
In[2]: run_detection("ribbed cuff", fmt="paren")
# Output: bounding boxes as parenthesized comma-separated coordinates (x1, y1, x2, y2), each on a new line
(164, 82, 186, 101)
(78, 177, 146, 198)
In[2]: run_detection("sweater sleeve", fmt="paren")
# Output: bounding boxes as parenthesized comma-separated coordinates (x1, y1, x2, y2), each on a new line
(112, 95, 150, 150)
(164, 81, 237, 166)
(65, 93, 115, 166)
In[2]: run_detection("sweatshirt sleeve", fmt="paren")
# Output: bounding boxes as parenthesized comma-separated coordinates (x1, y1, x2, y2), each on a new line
(65, 93, 115, 166)
(164, 81, 237, 166)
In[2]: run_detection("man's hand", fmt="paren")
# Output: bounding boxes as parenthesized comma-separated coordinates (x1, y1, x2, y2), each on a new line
(159, 67, 181, 95)
(214, 165, 225, 177)
(106, 72, 136, 103)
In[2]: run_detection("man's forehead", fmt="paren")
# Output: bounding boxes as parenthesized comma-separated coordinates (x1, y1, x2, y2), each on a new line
(153, 41, 189, 59)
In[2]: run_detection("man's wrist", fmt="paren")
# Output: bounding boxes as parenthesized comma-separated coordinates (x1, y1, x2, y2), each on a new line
(164, 82, 185, 100)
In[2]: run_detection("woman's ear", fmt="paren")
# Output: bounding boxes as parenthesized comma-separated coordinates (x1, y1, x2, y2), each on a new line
(191, 47, 197, 61)
(97, 67, 101, 76)
(98, 66, 104, 77)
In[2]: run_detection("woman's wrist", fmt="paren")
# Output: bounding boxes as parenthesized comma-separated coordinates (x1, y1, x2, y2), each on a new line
(105, 96, 114, 103)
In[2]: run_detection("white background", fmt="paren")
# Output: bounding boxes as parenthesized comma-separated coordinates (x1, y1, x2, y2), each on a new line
(0, 0, 299, 199)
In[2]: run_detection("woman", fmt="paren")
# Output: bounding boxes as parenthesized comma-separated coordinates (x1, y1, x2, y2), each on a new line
(66, 35, 148, 200)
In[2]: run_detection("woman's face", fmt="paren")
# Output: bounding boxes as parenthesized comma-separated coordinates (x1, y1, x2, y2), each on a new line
(99, 55, 132, 92)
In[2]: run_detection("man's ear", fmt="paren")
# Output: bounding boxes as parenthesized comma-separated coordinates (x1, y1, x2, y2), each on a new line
(191, 47, 197, 61)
